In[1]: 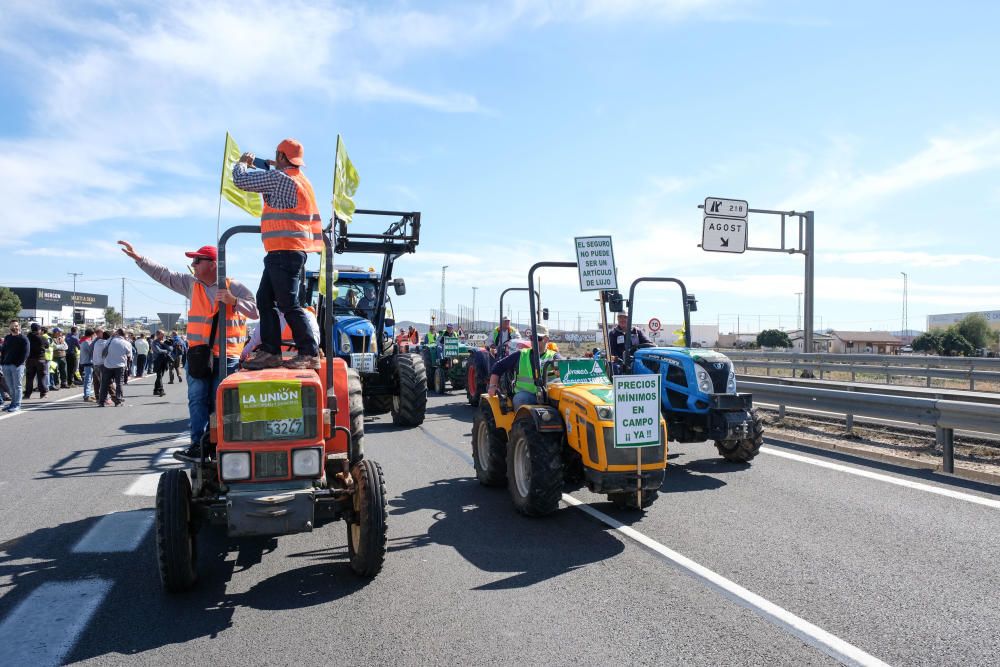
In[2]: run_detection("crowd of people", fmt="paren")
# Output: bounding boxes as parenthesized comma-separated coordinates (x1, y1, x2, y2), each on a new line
(0, 321, 190, 413)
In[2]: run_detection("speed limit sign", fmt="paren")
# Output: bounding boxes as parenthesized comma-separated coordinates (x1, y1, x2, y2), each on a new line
(648, 317, 661, 332)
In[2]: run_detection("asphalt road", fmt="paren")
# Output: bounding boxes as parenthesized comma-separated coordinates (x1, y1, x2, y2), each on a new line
(1, 380, 999, 666)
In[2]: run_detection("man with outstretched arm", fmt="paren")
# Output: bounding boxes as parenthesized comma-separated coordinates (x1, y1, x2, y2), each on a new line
(119, 240, 258, 461)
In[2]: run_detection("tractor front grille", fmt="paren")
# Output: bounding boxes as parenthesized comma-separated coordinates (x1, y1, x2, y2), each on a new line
(350, 334, 370, 353)
(255, 451, 289, 479)
(696, 359, 731, 393)
(603, 427, 666, 466)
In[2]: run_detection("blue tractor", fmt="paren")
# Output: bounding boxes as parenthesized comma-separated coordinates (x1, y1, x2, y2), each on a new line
(619, 277, 764, 462)
(311, 210, 427, 426)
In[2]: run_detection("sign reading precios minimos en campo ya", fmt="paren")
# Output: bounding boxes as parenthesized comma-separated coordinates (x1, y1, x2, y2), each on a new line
(613, 375, 661, 448)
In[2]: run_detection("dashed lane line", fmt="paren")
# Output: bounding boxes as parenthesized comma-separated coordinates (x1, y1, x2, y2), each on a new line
(72, 510, 154, 553)
(124, 473, 162, 497)
(0, 579, 113, 667)
(416, 425, 887, 666)
(761, 446, 1000, 510)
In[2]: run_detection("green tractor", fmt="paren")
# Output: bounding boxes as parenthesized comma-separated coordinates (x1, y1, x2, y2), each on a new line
(423, 335, 472, 394)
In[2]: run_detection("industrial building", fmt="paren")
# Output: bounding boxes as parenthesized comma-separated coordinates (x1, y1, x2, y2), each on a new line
(6, 287, 109, 326)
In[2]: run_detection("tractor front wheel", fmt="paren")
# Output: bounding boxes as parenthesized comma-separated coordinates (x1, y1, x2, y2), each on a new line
(392, 353, 427, 426)
(466, 355, 488, 406)
(714, 409, 765, 462)
(433, 366, 447, 394)
(472, 402, 507, 487)
(347, 368, 365, 464)
(506, 416, 563, 517)
(347, 458, 388, 577)
(155, 469, 198, 592)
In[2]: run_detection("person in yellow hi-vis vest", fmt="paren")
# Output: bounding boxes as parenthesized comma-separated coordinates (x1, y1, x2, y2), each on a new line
(233, 139, 323, 371)
(487, 326, 559, 410)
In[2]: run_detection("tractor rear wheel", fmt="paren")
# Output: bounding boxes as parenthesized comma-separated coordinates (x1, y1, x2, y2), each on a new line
(392, 353, 427, 426)
(608, 490, 658, 510)
(347, 368, 365, 463)
(715, 408, 765, 462)
(155, 469, 198, 592)
(472, 402, 507, 487)
(506, 416, 563, 516)
(347, 458, 387, 577)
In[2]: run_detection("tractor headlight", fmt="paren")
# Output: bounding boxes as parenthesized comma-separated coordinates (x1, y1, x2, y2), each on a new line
(694, 365, 713, 394)
(292, 448, 322, 477)
(595, 405, 615, 421)
(340, 331, 352, 354)
(220, 452, 250, 481)
(727, 367, 737, 394)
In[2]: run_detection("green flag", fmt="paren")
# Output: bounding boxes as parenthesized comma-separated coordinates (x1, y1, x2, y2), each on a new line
(332, 134, 359, 224)
(221, 132, 263, 218)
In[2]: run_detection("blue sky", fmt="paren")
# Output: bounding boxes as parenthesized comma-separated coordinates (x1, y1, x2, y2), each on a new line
(2, 0, 999, 334)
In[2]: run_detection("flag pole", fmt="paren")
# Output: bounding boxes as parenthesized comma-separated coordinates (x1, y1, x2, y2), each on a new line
(216, 132, 229, 245)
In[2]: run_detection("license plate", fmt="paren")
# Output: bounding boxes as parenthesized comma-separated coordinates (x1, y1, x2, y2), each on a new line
(350, 353, 376, 373)
(264, 418, 304, 437)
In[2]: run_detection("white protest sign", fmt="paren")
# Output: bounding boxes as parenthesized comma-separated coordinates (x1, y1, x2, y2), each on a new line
(574, 236, 617, 291)
(613, 375, 661, 448)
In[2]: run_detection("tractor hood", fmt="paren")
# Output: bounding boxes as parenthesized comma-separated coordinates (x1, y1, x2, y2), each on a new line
(635, 346, 731, 365)
(550, 382, 615, 407)
(333, 316, 376, 338)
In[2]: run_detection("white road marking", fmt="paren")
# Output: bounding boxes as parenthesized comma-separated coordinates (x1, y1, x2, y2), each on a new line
(155, 447, 184, 466)
(562, 494, 889, 667)
(0, 579, 112, 667)
(124, 472, 162, 497)
(761, 446, 1000, 510)
(72, 510, 154, 553)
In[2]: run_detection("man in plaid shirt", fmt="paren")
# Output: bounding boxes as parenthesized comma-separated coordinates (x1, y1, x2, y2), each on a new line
(233, 139, 322, 370)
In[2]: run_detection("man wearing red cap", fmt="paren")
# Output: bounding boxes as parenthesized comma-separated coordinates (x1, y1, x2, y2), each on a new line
(117, 240, 258, 460)
(232, 138, 322, 370)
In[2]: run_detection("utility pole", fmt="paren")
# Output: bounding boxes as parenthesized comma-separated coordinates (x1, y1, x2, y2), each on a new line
(900, 272, 908, 335)
(68, 272, 82, 325)
(471, 286, 478, 331)
(795, 292, 803, 330)
(121, 278, 126, 328)
(440, 266, 448, 324)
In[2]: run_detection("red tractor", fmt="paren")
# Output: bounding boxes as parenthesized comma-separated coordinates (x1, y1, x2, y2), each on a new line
(155, 224, 386, 592)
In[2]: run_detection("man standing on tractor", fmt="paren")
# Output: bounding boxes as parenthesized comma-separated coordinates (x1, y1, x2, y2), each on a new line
(486, 325, 559, 410)
(608, 312, 649, 368)
(118, 240, 258, 460)
(233, 139, 323, 371)
(436, 322, 458, 354)
(422, 324, 437, 347)
(492, 315, 521, 353)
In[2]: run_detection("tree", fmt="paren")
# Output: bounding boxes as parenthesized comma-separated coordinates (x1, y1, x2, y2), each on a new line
(104, 306, 122, 328)
(955, 314, 998, 351)
(0, 287, 22, 324)
(940, 330, 974, 357)
(756, 329, 792, 349)
(911, 331, 943, 355)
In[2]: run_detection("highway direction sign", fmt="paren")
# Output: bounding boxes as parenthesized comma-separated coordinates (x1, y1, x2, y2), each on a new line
(702, 217, 747, 253)
(704, 197, 748, 219)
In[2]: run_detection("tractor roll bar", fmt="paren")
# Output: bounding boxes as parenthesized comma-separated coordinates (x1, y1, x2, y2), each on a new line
(497, 288, 539, 333)
(622, 277, 691, 371)
(527, 262, 576, 390)
(217, 222, 351, 462)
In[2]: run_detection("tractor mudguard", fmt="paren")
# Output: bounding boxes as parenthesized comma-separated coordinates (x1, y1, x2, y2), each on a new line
(514, 405, 564, 434)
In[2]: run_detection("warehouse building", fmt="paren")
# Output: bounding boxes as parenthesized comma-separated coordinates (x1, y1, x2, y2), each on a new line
(6, 287, 109, 326)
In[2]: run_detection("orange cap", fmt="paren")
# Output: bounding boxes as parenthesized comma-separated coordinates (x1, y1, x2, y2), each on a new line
(277, 138, 305, 166)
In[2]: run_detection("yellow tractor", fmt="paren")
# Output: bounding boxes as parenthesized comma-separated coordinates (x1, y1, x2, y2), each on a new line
(472, 261, 667, 515)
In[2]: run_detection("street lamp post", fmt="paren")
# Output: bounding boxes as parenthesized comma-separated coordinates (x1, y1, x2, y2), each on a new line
(900, 272, 908, 336)
(68, 272, 83, 325)
(471, 286, 478, 332)
(795, 292, 803, 330)
(440, 266, 448, 324)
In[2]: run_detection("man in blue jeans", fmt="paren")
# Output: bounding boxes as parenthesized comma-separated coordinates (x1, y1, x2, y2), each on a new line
(2, 320, 29, 413)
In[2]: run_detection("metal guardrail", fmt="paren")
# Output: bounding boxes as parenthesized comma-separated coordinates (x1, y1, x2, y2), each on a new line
(740, 380, 1000, 474)
(737, 375, 1000, 406)
(724, 351, 1000, 391)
